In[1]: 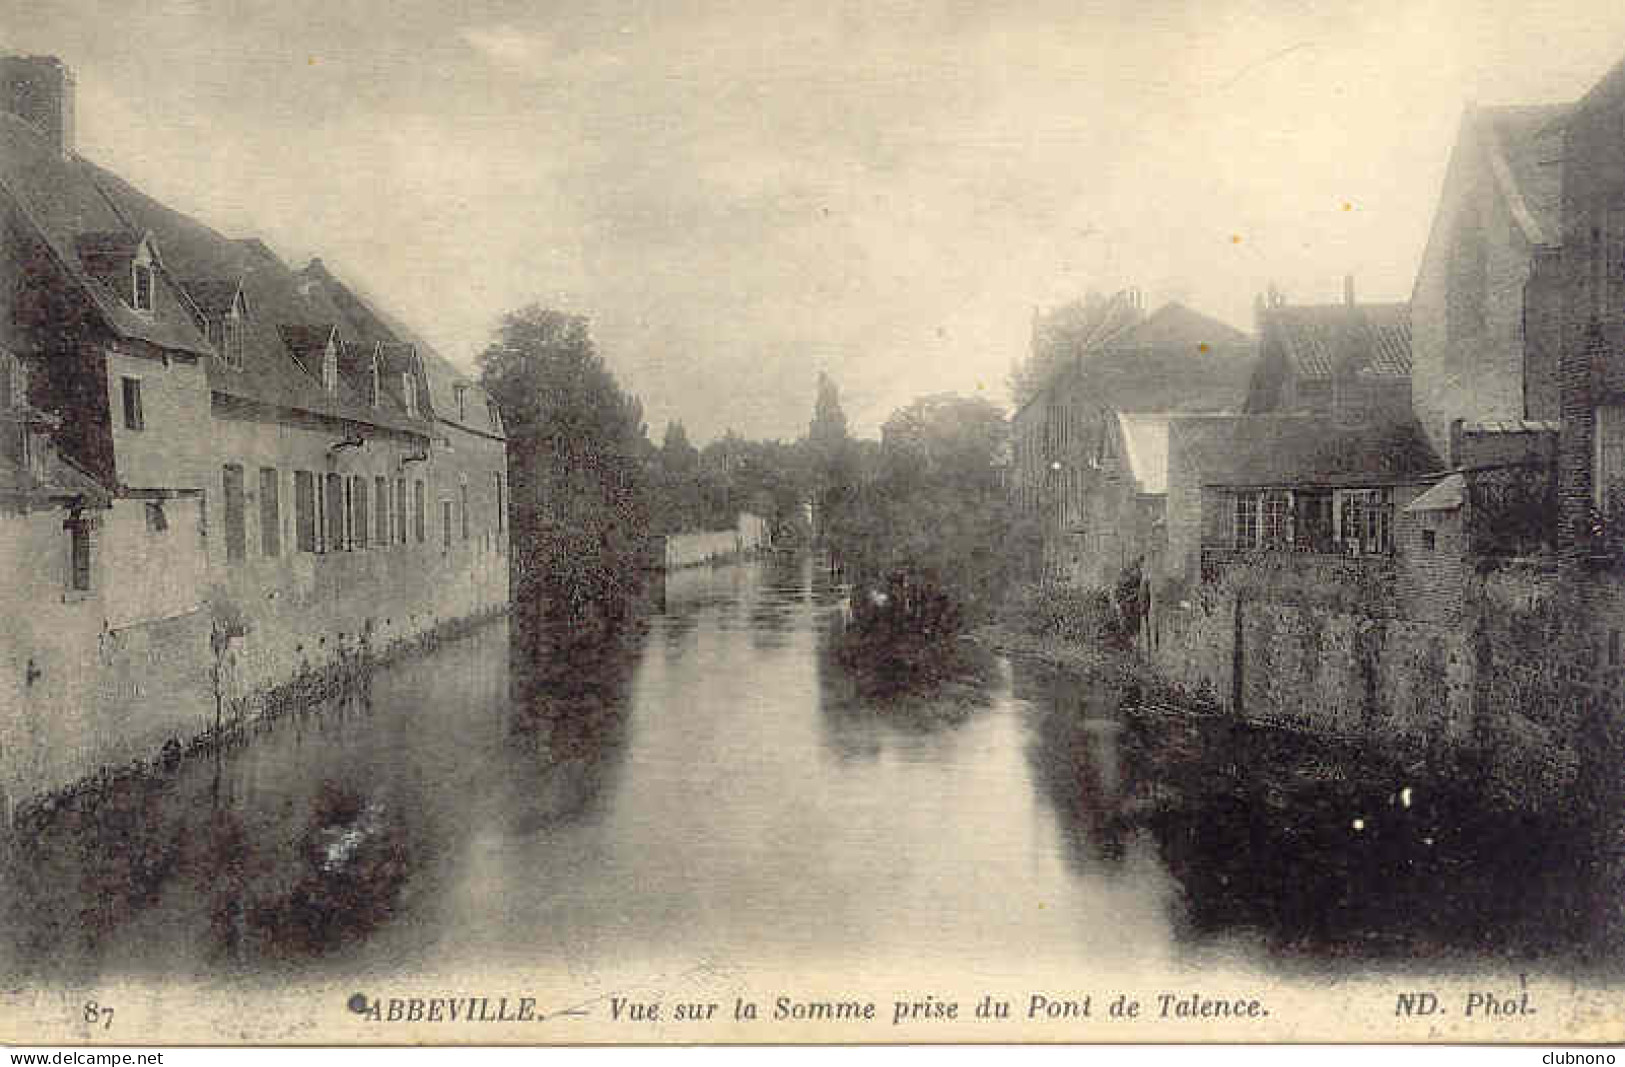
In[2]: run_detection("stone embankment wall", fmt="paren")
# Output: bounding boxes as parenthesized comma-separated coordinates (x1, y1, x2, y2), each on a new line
(661, 512, 770, 569)
(1147, 559, 1615, 810)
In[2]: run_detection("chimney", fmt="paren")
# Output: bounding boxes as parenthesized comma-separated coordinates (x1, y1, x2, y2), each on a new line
(1, 54, 75, 157)
(1343, 273, 1356, 309)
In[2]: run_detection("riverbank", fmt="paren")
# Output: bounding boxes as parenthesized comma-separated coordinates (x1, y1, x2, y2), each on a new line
(968, 622, 1226, 719)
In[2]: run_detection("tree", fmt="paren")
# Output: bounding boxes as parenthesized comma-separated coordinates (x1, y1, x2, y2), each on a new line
(807, 372, 857, 550)
(832, 393, 1034, 641)
(479, 306, 651, 628)
(1008, 291, 1134, 408)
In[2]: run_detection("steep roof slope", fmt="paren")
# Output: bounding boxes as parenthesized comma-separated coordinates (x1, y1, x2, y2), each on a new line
(300, 258, 504, 440)
(1170, 414, 1441, 488)
(0, 113, 211, 358)
(1258, 302, 1412, 382)
(78, 158, 432, 436)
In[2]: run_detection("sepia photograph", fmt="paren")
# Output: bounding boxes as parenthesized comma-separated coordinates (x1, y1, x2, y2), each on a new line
(0, 0, 1623, 1048)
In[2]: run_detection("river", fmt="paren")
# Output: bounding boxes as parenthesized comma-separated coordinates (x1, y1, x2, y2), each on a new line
(1, 555, 1617, 1040)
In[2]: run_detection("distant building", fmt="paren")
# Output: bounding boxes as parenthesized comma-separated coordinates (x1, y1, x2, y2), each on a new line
(0, 54, 508, 808)
(1164, 415, 1440, 580)
(1410, 102, 1569, 464)
(1245, 279, 1413, 429)
(1009, 295, 1254, 585)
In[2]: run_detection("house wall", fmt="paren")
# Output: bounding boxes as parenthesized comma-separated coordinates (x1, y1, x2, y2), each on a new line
(1411, 119, 1542, 465)
(104, 342, 210, 492)
(0, 398, 510, 809)
(1163, 426, 1206, 586)
(1557, 81, 1625, 554)
(1395, 504, 1466, 624)
(204, 406, 509, 708)
(0, 497, 213, 814)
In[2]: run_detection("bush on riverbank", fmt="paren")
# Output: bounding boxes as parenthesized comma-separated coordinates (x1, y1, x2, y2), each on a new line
(999, 562, 1143, 651)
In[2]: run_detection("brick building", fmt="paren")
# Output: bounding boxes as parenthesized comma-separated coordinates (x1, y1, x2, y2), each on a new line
(0, 54, 509, 808)
(1555, 56, 1625, 564)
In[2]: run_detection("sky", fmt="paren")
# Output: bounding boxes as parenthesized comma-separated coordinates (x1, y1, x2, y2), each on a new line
(6, 1, 1625, 441)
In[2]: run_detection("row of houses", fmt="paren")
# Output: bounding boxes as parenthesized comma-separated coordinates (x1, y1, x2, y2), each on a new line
(1011, 53, 1625, 773)
(0, 55, 511, 811)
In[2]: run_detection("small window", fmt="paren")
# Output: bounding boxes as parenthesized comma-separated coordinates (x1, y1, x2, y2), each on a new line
(122, 377, 144, 431)
(403, 374, 418, 417)
(145, 501, 168, 533)
(494, 472, 505, 533)
(442, 499, 453, 552)
(1421, 528, 1437, 551)
(487, 400, 501, 431)
(414, 479, 426, 543)
(460, 482, 470, 541)
(455, 384, 468, 422)
(1233, 492, 1259, 550)
(323, 344, 338, 394)
(68, 518, 94, 592)
(218, 311, 244, 370)
(1261, 490, 1291, 548)
(132, 264, 153, 312)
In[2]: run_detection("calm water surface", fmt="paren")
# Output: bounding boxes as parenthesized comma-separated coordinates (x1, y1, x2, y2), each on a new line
(2, 556, 1615, 994)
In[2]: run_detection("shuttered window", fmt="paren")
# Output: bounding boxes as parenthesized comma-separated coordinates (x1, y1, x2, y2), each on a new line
(223, 464, 246, 563)
(259, 468, 280, 557)
(295, 471, 316, 552)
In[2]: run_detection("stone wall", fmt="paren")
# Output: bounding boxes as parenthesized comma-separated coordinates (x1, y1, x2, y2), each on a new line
(1148, 555, 1621, 812)
(661, 512, 769, 569)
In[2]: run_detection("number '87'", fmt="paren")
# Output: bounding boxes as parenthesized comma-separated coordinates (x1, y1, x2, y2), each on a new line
(84, 1001, 114, 1028)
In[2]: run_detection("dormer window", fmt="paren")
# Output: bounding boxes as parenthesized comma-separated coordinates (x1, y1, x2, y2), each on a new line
(132, 263, 153, 312)
(487, 399, 501, 431)
(220, 311, 243, 369)
(402, 373, 418, 417)
(322, 339, 338, 394)
(455, 383, 468, 421)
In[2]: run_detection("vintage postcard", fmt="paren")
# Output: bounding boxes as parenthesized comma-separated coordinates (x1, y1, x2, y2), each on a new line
(1, 0, 1623, 1049)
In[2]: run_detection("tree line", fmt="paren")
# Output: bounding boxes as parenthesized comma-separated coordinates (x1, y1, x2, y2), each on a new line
(479, 305, 1036, 662)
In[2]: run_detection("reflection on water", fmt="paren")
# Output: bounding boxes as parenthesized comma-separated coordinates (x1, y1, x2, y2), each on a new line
(0, 555, 1618, 990)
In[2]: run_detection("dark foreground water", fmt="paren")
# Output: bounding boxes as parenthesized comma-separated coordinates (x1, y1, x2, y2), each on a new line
(2, 556, 1619, 1018)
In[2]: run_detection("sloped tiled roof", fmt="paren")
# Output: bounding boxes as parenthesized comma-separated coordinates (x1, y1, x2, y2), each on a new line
(77, 158, 434, 438)
(182, 278, 242, 315)
(1260, 302, 1411, 381)
(300, 258, 505, 440)
(1172, 414, 1441, 488)
(1115, 412, 1172, 495)
(0, 114, 213, 359)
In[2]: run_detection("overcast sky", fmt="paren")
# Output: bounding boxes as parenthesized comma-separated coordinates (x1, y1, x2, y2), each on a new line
(8, 1, 1625, 440)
